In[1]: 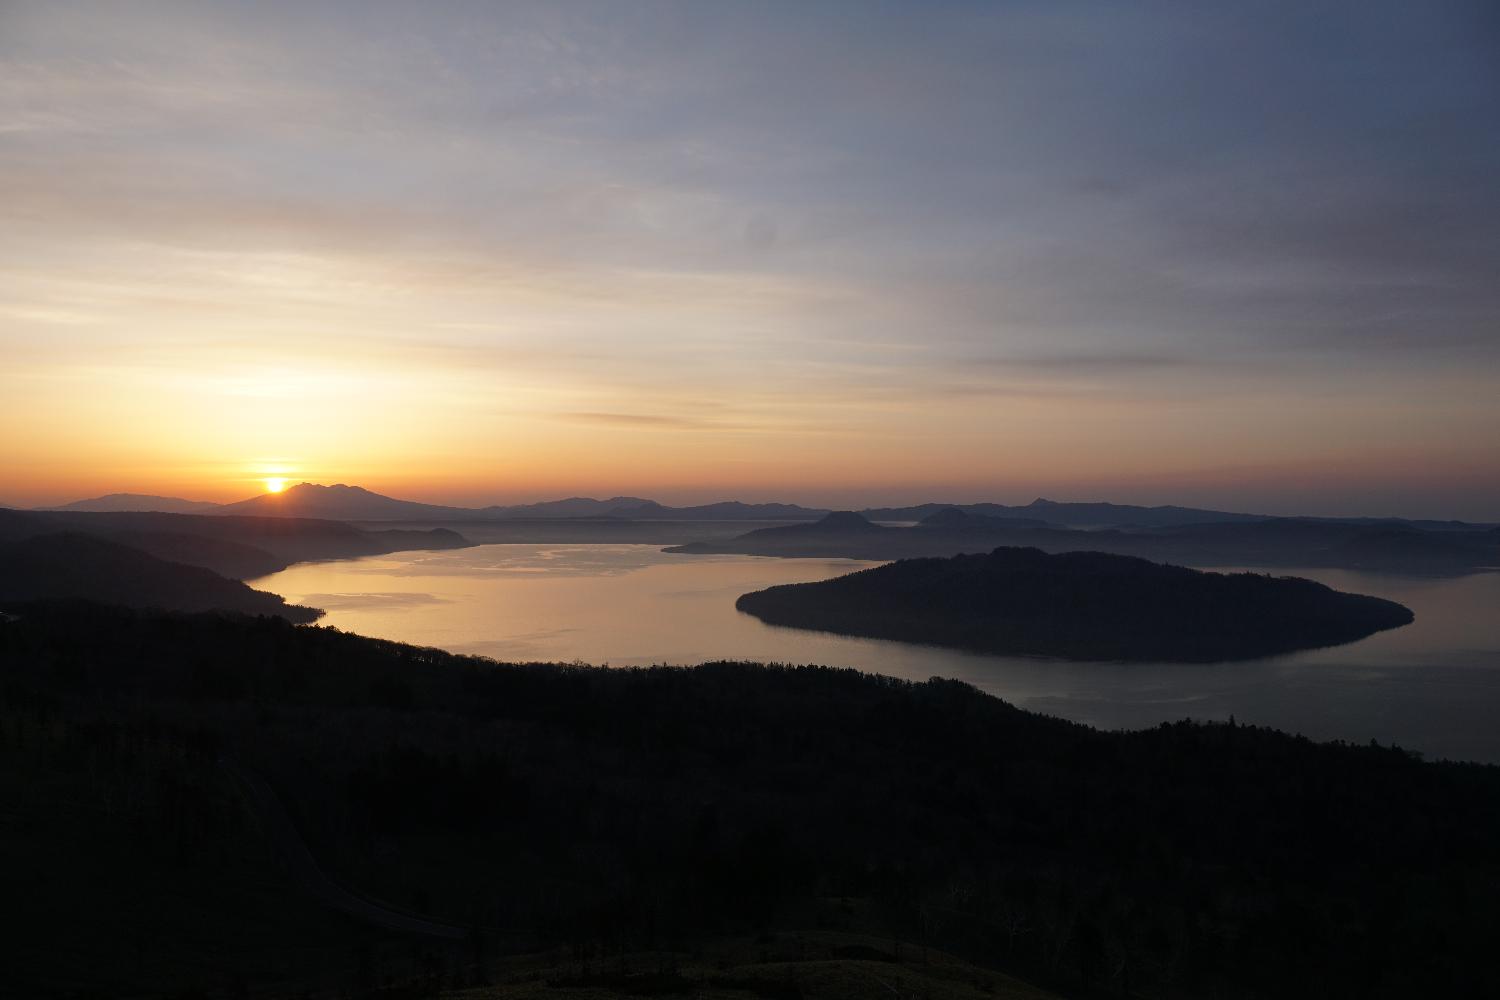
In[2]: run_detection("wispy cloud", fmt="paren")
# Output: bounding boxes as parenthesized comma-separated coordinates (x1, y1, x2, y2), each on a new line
(555, 411, 722, 430)
(2, 1, 1497, 516)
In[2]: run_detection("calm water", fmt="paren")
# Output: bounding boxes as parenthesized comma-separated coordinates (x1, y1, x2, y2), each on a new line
(254, 545, 1500, 763)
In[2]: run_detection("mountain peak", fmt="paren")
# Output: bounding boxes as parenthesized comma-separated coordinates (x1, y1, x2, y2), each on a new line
(815, 511, 880, 532)
(215, 482, 462, 520)
(46, 493, 221, 514)
(285, 482, 370, 494)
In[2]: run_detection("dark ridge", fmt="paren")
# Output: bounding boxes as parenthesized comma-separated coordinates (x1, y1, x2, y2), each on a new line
(668, 509, 1500, 575)
(918, 507, 988, 528)
(916, 508, 1049, 530)
(45, 492, 223, 514)
(0, 507, 470, 578)
(96, 529, 287, 579)
(736, 547, 1413, 661)
(813, 510, 883, 532)
(0, 533, 320, 622)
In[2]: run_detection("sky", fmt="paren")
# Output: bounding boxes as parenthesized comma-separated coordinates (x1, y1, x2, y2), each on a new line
(2, 1, 1498, 518)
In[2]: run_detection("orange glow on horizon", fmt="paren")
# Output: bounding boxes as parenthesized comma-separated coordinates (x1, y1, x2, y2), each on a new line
(264, 478, 288, 494)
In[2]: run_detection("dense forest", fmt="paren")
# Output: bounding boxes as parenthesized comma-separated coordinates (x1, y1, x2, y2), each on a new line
(2, 602, 1497, 998)
(735, 546, 1414, 661)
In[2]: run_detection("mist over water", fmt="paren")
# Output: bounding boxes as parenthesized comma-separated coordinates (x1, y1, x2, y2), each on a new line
(255, 545, 1500, 764)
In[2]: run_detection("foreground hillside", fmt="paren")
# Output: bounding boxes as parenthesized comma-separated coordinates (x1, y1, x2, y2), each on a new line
(2, 603, 1497, 998)
(736, 547, 1413, 661)
(0, 533, 321, 621)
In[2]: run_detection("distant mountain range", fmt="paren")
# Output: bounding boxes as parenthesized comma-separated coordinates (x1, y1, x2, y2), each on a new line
(217, 485, 834, 523)
(861, 498, 1264, 528)
(670, 509, 1500, 576)
(39, 485, 831, 524)
(26, 482, 1497, 531)
(46, 492, 223, 514)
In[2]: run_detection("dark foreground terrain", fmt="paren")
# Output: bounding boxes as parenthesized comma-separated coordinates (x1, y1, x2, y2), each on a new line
(1, 604, 1497, 999)
(736, 547, 1413, 661)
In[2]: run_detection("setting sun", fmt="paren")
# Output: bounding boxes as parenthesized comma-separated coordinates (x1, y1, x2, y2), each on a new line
(264, 477, 288, 493)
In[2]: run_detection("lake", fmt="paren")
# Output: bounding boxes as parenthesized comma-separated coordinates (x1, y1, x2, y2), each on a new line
(253, 544, 1500, 764)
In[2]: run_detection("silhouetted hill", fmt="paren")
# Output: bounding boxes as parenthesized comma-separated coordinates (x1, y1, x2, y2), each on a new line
(1147, 518, 1500, 573)
(861, 497, 1264, 528)
(445, 493, 828, 521)
(672, 512, 1500, 575)
(667, 509, 1050, 559)
(0, 534, 319, 621)
(736, 547, 1413, 661)
(481, 495, 656, 518)
(668, 511, 900, 556)
(217, 482, 470, 520)
(634, 499, 828, 520)
(0, 508, 470, 578)
(95, 529, 287, 579)
(863, 499, 1500, 531)
(917, 507, 1050, 530)
(1022, 497, 1265, 527)
(813, 510, 885, 532)
(3, 605, 1498, 998)
(45, 492, 223, 514)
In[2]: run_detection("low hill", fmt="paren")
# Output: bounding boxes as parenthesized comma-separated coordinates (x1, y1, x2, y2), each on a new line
(672, 511, 1500, 575)
(917, 507, 1051, 531)
(96, 529, 288, 579)
(622, 499, 829, 521)
(668, 510, 1047, 559)
(861, 497, 1264, 528)
(479, 494, 655, 518)
(667, 510, 901, 557)
(0, 533, 320, 621)
(45, 492, 224, 514)
(736, 547, 1413, 661)
(0, 508, 471, 578)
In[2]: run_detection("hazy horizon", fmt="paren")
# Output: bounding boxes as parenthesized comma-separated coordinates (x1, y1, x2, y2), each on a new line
(4, 1, 1498, 518)
(16, 477, 1500, 523)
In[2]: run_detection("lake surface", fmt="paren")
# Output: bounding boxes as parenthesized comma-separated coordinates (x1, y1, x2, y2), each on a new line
(254, 545, 1500, 764)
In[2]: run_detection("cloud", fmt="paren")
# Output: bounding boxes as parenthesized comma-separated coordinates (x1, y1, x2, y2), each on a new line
(2, 1, 1498, 515)
(555, 411, 721, 430)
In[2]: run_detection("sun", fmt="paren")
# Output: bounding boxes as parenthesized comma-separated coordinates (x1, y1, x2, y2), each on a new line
(264, 477, 288, 494)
